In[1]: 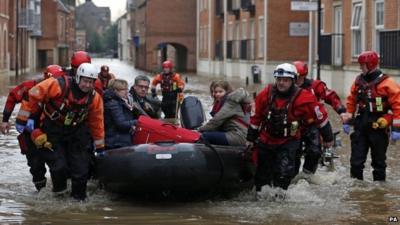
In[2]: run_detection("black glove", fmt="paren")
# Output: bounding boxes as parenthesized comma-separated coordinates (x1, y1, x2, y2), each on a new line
(319, 121, 333, 143)
(246, 126, 259, 142)
(176, 88, 183, 93)
(151, 88, 157, 98)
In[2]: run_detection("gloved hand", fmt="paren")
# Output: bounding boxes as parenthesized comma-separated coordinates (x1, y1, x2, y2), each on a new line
(246, 126, 259, 142)
(26, 119, 35, 133)
(0, 122, 10, 134)
(176, 87, 183, 93)
(16, 123, 25, 133)
(340, 112, 352, 124)
(343, 124, 351, 135)
(151, 88, 157, 98)
(372, 117, 388, 129)
(391, 131, 400, 141)
(31, 129, 53, 150)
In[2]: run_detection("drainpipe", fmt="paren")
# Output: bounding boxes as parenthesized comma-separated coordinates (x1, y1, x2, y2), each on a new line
(222, 0, 228, 77)
(263, 0, 267, 83)
(308, 0, 313, 79)
(196, 0, 199, 73)
(16, 0, 19, 77)
(317, 0, 321, 80)
(208, 0, 212, 76)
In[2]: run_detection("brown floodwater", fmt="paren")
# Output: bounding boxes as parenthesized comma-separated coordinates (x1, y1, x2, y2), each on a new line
(0, 59, 398, 224)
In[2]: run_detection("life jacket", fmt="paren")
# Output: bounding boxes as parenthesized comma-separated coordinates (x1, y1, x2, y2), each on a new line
(261, 84, 301, 138)
(20, 79, 42, 101)
(354, 73, 389, 115)
(43, 76, 95, 126)
(301, 78, 324, 100)
(160, 72, 177, 93)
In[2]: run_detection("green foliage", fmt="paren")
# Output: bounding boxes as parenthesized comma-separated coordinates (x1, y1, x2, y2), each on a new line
(87, 23, 117, 56)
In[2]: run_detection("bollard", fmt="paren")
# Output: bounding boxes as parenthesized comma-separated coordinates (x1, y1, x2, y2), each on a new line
(253, 92, 257, 99)
(246, 77, 249, 86)
(185, 76, 188, 83)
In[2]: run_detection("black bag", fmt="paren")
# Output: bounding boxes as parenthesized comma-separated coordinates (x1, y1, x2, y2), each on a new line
(180, 96, 205, 129)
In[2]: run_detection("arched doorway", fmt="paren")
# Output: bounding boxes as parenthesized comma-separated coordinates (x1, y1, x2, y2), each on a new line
(155, 42, 188, 72)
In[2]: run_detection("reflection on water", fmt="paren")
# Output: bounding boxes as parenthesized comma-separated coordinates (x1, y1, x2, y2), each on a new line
(0, 59, 399, 224)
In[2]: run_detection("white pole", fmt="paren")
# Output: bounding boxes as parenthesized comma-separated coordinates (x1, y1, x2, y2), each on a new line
(308, 0, 313, 78)
(223, 0, 227, 77)
(263, 0, 267, 83)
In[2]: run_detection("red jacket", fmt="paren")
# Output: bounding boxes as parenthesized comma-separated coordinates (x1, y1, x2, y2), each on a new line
(2, 79, 42, 122)
(300, 78, 345, 114)
(250, 84, 330, 145)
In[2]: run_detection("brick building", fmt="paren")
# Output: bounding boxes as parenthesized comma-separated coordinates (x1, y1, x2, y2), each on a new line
(37, 0, 75, 68)
(0, 0, 9, 73)
(318, 0, 400, 97)
(131, 0, 197, 72)
(8, 0, 32, 73)
(198, 0, 400, 96)
(198, 0, 309, 84)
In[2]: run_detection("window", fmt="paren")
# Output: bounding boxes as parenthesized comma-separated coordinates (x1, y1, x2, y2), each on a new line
(249, 19, 255, 59)
(320, 8, 325, 33)
(199, 26, 204, 53)
(242, 19, 247, 40)
(228, 22, 233, 40)
(375, 0, 384, 53)
(258, 17, 264, 57)
(234, 22, 240, 58)
(351, 3, 362, 56)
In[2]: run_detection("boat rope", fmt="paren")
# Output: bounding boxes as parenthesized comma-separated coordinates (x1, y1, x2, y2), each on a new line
(199, 135, 225, 187)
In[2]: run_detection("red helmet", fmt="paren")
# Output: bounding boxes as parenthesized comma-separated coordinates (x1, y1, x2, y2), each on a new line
(293, 61, 308, 77)
(44, 65, 64, 79)
(100, 65, 109, 73)
(71, 51, 91, 68)
(162, 60, 173, 70)
(358, 51, 379, 71)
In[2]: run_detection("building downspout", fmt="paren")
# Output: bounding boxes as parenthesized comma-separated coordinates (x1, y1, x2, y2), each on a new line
(223, 0, 227, 77)
(208, 0, 212, 76)
(196, 0, 199, 73)
(263, 0, 267, 83)
(308, 0, 313, 79)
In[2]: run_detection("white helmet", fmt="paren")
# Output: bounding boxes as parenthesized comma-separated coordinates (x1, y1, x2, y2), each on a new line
(273, 63, 298, 79)
(76, 63, 98, 84)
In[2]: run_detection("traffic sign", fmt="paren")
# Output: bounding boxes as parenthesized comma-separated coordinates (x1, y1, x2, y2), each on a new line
(291, 1, 318, 11)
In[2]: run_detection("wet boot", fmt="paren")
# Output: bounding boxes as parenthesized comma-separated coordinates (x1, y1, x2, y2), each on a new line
(71, 181, 87, 201)
(33, 178, 46, 192)
(373, 169, 386, 181)
(350, 166, 364, 180)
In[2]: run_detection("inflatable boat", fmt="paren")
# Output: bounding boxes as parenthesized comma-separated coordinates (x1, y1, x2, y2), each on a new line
(96, 142, 255, 196)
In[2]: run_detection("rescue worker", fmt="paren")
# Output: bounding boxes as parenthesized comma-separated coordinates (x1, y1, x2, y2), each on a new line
(198, 80, 252, 146)
(95, 65, 116, 96)
(341, 51, 400, 181)
(16, 63, 104, 200)
(150, 60, 185, 119)
(246, 63, 333, 195)
(292, 61, 346, 184)
(65, 51, 91, 77)
(1, 65, 64, 191)
(128, 75, 161, 119)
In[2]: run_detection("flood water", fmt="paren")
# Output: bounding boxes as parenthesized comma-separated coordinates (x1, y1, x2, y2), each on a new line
(0, 59, 399, 224)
